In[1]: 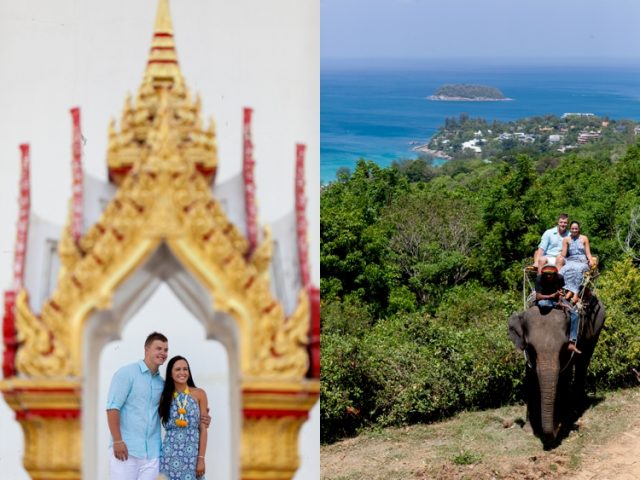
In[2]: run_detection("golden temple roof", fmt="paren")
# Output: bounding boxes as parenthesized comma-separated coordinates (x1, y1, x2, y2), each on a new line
(13, 0, 310, 381)
(107, 0, 217, 185)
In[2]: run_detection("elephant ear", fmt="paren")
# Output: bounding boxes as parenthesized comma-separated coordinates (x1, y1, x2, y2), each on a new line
(508, 312, 526, 350)
(586, 298, 606, 337)
(594, 299, 606, 330)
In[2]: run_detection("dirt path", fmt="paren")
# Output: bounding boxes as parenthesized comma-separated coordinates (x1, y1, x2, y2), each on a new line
(321, 387, 640, 480)
(568, 420, 640, 480)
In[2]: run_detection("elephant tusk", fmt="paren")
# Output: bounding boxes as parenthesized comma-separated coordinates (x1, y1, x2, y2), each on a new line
(523, 350, 533, 369)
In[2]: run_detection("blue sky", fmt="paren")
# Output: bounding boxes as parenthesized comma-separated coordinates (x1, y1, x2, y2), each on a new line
(321, 0, 640, 62)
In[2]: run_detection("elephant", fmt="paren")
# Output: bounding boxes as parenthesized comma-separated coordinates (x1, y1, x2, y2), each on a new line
(508, 296, 605, 444)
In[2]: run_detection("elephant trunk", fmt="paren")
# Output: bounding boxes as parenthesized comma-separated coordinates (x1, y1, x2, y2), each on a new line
(537, 359, 560, 441)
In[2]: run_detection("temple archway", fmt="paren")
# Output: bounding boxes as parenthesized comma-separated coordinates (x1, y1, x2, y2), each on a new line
(0, 1, 319, 478)
(83, 244, 238, 479)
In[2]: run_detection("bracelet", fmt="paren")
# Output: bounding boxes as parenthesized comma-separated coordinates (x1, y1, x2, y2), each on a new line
(113, 440, 125, 444)
(197, 455, 205, 458)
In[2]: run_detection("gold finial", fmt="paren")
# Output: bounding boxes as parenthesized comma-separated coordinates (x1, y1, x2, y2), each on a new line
(107, 0, 217, 185)
(145, 0, 182, 87)
(154, 0, 173, 35)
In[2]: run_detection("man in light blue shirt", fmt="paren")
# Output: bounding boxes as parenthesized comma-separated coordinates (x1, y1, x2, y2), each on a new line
(106, 332, 168, 480)
(534, 213, 569, 273)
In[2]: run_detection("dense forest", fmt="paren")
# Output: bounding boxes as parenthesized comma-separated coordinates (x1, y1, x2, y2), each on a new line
(321, 140, 640, 443)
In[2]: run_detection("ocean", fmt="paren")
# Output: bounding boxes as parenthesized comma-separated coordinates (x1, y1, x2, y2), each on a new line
(321, 59, 640, 183)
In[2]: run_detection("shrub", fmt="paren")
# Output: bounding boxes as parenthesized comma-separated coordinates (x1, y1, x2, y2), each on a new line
(320, 285, 525, 441)
(590, 257, 640, 388)
(320, 296, 374, 337)
(321, 332, 376, 443)
(435, 281, 519, 328)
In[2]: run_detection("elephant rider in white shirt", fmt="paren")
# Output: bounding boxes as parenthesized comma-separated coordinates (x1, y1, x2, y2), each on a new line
(534, 213, 569, 274)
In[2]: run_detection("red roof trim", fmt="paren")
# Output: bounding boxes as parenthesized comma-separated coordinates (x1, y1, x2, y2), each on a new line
(16, 409, 80, 420)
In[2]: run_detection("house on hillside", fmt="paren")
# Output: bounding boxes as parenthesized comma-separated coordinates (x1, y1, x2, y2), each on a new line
(577, 131, 601, 144)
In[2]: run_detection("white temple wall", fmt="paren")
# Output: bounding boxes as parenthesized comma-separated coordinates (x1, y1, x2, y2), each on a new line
(0, 0, 319, 478)
(22, 213, 62, 312)
(270, 211, 305, 316)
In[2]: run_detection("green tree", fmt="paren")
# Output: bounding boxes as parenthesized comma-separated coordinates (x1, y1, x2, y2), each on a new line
(475, 155, 537, 286)
(382, 187, 481, 310)
(321, 159, 406, 314)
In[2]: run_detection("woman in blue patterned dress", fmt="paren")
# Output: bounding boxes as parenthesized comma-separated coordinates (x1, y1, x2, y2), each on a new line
(559, 221, 594, 353)
(559, 221, 594, 303)
(159, 356, 209, 480)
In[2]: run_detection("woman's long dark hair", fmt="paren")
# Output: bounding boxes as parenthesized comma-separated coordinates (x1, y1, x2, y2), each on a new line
(159, 355, 197, 426)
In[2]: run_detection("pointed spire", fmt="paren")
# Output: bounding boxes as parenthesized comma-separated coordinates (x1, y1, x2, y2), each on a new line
(13, 144, 31, 291)
(243, 108, 258, 255)
(144, 0, 183, 87)
(70, 108, 84, 243)
(295, 144, 310, 290)
(154, 0, 173, 34)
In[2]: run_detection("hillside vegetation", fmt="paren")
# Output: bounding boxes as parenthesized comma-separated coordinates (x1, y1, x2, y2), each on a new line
(424, 113, 639, 160)
(321, 141, 640, 444)
(429, 84, 507, 99)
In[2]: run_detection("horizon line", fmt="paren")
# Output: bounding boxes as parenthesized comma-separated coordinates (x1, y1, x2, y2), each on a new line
(321, 55, 640, 64)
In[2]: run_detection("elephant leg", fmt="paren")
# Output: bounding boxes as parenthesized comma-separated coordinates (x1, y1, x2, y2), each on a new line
(557, 368, 572, 422)
(526, 368, 542, 435)
(574, 351, 593, 399)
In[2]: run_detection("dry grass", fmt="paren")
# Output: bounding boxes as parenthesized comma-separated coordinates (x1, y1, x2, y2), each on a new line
(321, 386, 640, 480)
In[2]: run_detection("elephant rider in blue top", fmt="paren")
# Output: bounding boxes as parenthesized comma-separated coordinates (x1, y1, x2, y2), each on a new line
(534, 213, 569, 274)
(535, 264, 581, 354)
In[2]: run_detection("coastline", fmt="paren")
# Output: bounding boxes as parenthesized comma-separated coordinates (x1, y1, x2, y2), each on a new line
(411, 143, 452, 159)
(321, 63, 640, 184)
(427, 95, 513, 102)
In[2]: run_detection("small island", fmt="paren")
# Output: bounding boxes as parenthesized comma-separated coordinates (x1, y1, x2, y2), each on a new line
(428, 84, 512, 102)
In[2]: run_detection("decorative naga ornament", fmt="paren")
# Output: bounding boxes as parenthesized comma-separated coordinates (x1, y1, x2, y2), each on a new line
(0, 1, 319, 479)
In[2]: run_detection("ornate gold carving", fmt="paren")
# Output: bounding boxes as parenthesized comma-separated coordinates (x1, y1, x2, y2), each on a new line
(251, 225, 274, 280)
(14, 291, 72, 377)
(0, 379, 82, 480)
(263, 290, 311, 378)
(239, 381, 319, 479)
(241, 416, 305, 479)
(57, 205, 83, 283)
(16, 93, 310, 379)
(20, 417, 82, 480)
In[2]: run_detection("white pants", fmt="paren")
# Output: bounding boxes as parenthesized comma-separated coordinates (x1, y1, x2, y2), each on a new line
(109, 449, 159, 480)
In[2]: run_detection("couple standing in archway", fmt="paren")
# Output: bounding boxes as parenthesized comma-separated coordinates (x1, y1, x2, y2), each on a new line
(106, 332, 211, 480)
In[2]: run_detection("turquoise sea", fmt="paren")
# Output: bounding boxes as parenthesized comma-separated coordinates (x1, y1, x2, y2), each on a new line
(321, 59, 640, 183)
